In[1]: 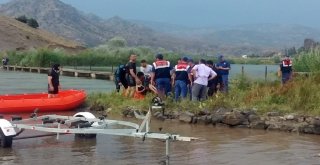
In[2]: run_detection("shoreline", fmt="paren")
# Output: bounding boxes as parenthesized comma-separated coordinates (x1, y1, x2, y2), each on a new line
(115, 107, 320, 135)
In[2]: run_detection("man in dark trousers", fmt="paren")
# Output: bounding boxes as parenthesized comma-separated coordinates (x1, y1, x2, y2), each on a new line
(125, 54, 141, 97)
(48, 64, 61, 98)
(207, 60, 222, 96)
(216, 55, 231, 93)
(187, 59, 195, 100)
(280, 55, 293, 84)
(151, 54, 171, 99)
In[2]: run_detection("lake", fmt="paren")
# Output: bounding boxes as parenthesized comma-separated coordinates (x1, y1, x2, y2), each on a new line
(0, 65, 319, 165)
(0, 64, 279, 94)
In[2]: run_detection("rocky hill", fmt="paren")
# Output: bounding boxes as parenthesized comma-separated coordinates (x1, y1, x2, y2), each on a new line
(0, 15, 84, 52)
(136, 21, 320, 54)
(0, 0, 206, 52)
(0, 0, 107, 46)
(2, 0, 318, 55)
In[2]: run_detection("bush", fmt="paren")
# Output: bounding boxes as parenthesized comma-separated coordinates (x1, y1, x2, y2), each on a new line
(27, 18, 39, 29)
(15, 15, 28, 23)
(294, 48, 320, 72)
(107, 37, 127, 48)
(15, 15, 39, 29)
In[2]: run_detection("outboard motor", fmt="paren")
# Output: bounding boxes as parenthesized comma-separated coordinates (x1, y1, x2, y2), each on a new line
(150, 96, 165, 115)
(151, 96, 164, 106)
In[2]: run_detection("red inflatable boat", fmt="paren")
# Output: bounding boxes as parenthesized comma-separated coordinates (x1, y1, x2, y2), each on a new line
(0, 89, 86, 113)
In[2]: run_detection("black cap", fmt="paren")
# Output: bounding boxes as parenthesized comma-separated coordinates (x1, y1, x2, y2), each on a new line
(156, 54, 163, 59)
(182, 57, 189, 62)
(52, 64, 60, 70)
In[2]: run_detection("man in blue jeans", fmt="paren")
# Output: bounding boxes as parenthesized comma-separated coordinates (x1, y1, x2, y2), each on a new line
(172, 57, 190, 101)
(216, 55, 231, 93)
(151, 54, 171, 99)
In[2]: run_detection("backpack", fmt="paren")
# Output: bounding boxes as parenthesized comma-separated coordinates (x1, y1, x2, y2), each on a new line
(114, 64, 127, 83)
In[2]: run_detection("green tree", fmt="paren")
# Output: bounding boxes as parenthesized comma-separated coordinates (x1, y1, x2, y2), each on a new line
(107, 37, 127, 48)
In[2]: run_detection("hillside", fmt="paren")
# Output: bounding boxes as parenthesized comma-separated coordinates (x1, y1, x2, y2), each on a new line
(2, 0, 319, 55)
(0, 0, 206, 52)
(204, 24, 320, 48)
(0, 0, 107, 46)
(135, 21, 320, 53)
(0, 16, 84, 52)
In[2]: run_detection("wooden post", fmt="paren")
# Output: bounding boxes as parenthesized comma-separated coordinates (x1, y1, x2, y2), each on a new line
(241, 66, 244, 76)
(265, 66, 268, 81)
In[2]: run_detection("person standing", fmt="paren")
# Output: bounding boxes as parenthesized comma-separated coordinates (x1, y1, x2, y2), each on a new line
(48, 64, 61, 98)
(216, 55, 231, 93)
(125, 54, 141, 97)
(191, 59, 217, 101)
(114, 64, 128, 93)
(206, 60, 222, 96)
(280, 55, 293, 84)
(172, 57, 190, 101)
(151, 54, 171, 99)
(187, 59, 195, 100)
(2, 56, 8, 68)
(140, 59, 153, 77)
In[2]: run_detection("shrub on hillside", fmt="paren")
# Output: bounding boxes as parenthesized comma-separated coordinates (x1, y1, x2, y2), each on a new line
(15, 15, 39, 29)
(27, 18, 39, 29)
(15, 15, 28, 23)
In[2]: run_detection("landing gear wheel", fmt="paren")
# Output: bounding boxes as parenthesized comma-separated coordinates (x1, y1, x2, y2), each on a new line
(0, 129, 13, 148)
(73, 114, 97, 139)
(75, 133, 97, 139)
(74, 122, 97, 139)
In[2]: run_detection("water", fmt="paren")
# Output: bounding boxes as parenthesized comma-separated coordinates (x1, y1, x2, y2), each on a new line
(2, 65, 317, 165)
(64, 64, 279, 80)
(0, 70, 115, 94)
(229, 64, 279, 80)
(1, 117, 320, 165)
(0, 64, 279, 94)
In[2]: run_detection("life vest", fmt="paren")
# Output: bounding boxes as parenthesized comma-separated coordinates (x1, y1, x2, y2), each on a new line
(153, 60, 170, 69)
(175, 62, 189, 71)
(133, 85, 146, 100)
(152, 60, 171, 79)
(174, 62, 189, 81)
(280, 59, 293, 73)
(282, 59, 292, 67)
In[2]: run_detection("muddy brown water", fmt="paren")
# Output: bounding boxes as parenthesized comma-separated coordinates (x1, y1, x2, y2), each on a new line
(1, 112, 320, 165)
(1, 68, 319, 165)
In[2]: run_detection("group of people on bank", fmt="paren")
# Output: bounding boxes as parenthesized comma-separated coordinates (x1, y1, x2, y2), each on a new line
(46, 53, 293, 100)
(114, 53, 231, 101)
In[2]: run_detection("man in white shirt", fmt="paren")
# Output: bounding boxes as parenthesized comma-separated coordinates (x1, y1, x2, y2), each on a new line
(140, 59, 153, 77)
(191, 59, 217, 101)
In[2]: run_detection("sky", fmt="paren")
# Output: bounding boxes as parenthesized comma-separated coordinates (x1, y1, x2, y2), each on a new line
(0, 0, 319, 28)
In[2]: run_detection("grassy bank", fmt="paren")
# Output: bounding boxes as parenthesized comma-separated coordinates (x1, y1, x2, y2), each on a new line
(3, 47, 278, 69)
(87, 72, 320, 116)
(4, 47, 197, 68)
(293, 49, 320, 72)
